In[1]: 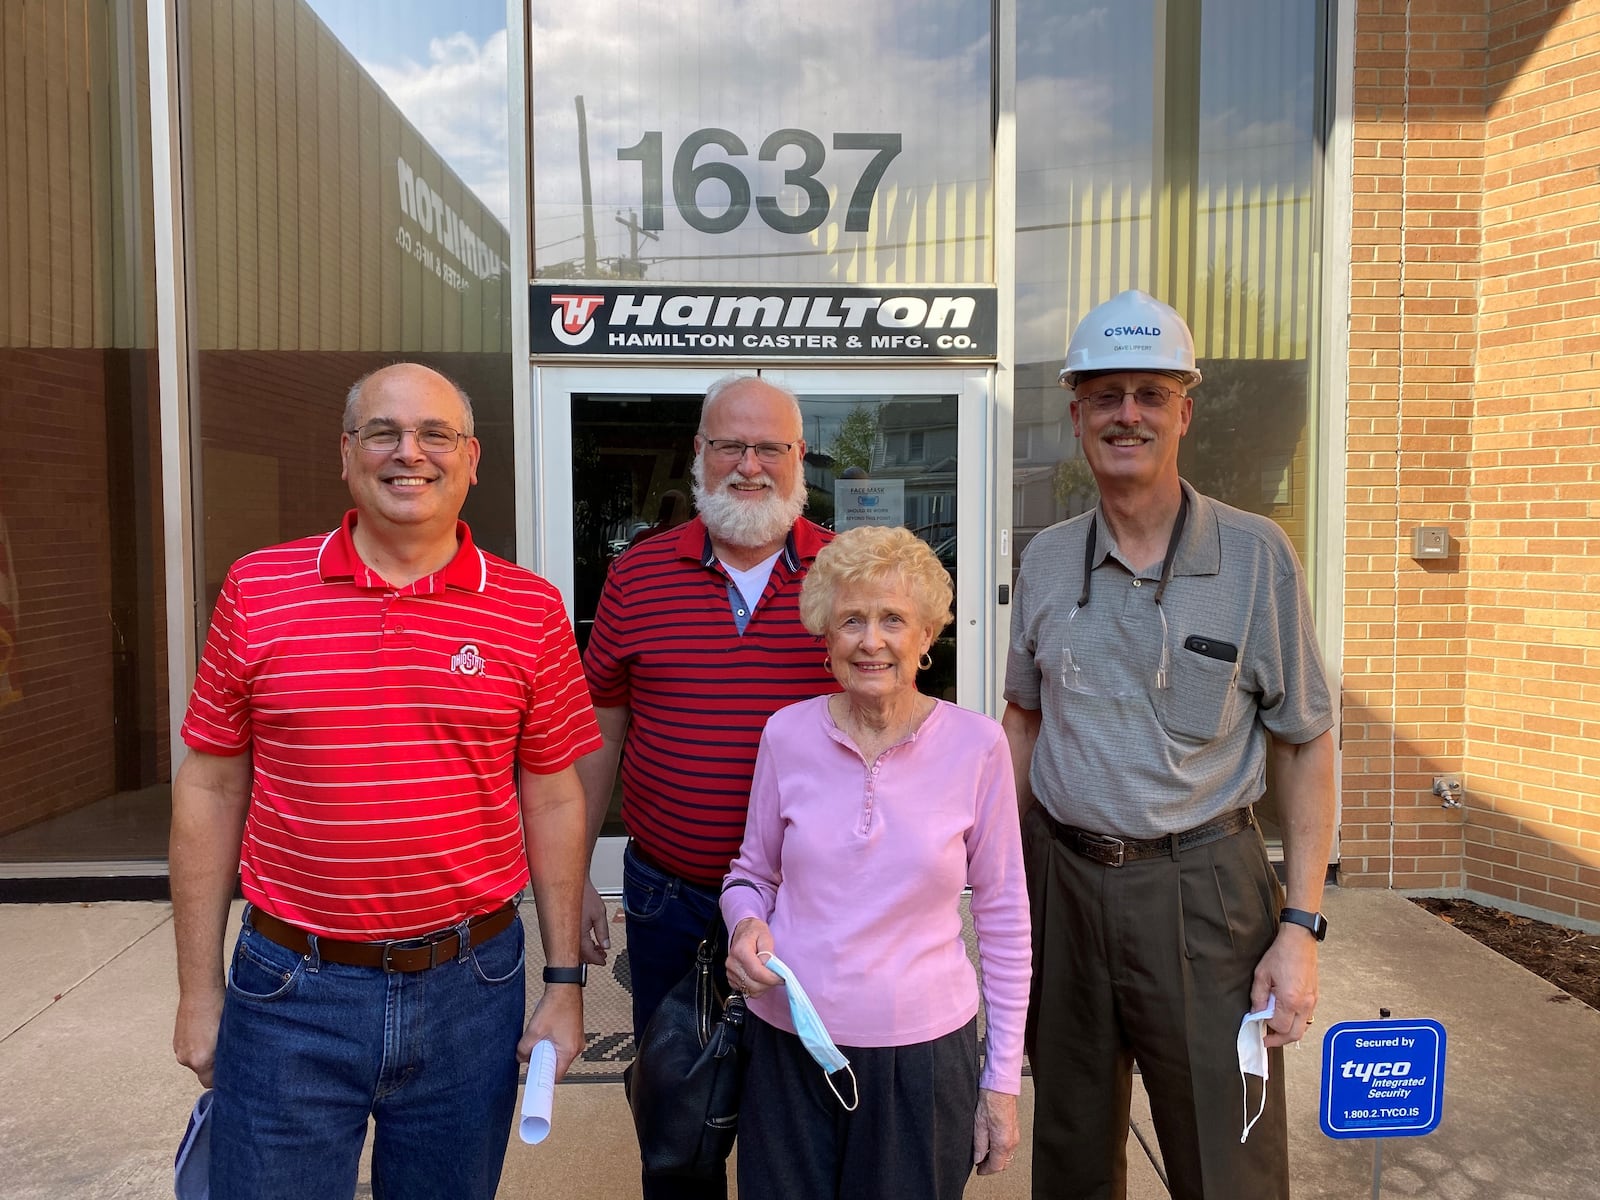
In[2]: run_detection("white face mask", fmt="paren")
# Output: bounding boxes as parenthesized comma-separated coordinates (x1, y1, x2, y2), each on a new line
(1237, 995, 1275, 1144)
(761, 952, 859, 1111)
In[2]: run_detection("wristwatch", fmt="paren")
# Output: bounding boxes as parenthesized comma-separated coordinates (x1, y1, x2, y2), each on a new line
(1279, 907, 1328, 941)
(542, 964, 588, 986)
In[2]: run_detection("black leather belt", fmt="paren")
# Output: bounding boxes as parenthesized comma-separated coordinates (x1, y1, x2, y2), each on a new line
(247, 901, 518, 973)
(1042, 806, 1255, 867)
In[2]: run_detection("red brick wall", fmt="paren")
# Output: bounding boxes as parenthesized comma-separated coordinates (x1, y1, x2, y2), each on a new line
(1345, 0, 1600, 926)
(0, 350, 117, 834)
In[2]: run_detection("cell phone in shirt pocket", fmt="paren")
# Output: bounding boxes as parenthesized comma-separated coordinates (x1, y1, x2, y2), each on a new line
(1182, 634, 1238, 663)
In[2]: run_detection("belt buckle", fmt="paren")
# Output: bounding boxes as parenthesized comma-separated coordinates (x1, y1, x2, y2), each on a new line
(1078, 832, 1127, 867)
(379, 926, 457, 973)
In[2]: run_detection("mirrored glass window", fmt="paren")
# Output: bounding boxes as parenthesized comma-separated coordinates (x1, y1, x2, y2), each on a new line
(0, 1, 165, 863)
(184, 0, 517, 623)
(1014, 0, 1326, 562)
(530, 1, 993, 284)
(1013, 1, 1328, 852)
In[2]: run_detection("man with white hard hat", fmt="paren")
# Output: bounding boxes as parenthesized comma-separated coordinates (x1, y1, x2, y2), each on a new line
(1003, 290, 1335, 1198)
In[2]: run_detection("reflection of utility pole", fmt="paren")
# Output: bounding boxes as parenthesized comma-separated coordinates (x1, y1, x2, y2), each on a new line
(1151, 1, 1199, 312)
(614, 210, 658, 278)
(575, 95, 597, 276)
(812, 415, 822, 486)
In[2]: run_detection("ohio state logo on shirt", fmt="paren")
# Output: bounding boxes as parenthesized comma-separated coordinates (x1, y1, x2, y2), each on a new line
(450, 643, 487, 676)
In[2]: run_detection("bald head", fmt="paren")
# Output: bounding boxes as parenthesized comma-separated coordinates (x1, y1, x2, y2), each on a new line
(344, 364, 475, 437)
(699, 374, 802, 441)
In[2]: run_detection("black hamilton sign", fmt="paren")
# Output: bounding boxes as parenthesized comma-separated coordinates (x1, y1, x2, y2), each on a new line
(530, 284, 997, 360)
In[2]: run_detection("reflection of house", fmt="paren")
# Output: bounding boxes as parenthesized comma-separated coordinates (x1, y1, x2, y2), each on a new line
(1011, 360, 1081, 558)
(870, 400, 958, 542)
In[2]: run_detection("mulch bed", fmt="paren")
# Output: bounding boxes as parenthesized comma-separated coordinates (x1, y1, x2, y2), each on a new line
(1410, 896, 1600, 1012)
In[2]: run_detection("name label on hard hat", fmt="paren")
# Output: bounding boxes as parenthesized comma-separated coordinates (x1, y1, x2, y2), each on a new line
(1104, 325, 1160, 336)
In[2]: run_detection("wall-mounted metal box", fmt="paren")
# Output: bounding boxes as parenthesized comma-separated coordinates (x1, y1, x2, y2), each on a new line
(1411, 527, 1451, 559)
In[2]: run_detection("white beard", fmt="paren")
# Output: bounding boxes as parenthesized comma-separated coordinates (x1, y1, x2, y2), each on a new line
(692, 454, 807, 549)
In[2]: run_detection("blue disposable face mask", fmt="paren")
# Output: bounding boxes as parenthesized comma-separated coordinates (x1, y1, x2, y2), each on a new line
(761, 952, 859, 1111)
(173, 1089, 214, 1200)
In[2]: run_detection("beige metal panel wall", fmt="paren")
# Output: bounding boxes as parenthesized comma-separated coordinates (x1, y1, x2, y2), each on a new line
(816, 181, 992, 286)
(0, 0, 152, 351)
(185, 0, 511, 354)
(1053, 177, 1316, 363)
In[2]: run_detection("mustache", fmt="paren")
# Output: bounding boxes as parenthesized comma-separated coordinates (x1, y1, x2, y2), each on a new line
(717, 468, 773, 488)
(1105, 425, 1153, 441)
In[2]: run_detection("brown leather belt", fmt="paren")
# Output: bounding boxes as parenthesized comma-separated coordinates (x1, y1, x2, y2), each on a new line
(1043, 806, 1254, 867)
(246, 901, 518, 973)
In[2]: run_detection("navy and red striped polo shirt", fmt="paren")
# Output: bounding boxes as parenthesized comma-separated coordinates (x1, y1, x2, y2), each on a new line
(583, 516, 838, 885)
(181, 511, 601, 939)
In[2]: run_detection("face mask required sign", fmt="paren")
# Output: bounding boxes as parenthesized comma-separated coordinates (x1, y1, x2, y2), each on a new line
(531, 284, 997, 360)
(1319, 1018, 1447, 1139)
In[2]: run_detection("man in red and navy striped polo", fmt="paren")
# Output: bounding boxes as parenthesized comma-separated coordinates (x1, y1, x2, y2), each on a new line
(169, 363, 601, 1200)
(578, 374, 838, 1200)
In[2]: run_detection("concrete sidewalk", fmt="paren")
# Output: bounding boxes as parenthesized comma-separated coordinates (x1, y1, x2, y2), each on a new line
(2, 887, 1596, 1198)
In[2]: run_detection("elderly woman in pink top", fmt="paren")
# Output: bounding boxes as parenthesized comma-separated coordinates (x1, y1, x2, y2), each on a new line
(721, 525, 1031, 1200)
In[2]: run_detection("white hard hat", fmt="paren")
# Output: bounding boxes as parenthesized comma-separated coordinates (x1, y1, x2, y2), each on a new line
(1059, 290, 1201, 388)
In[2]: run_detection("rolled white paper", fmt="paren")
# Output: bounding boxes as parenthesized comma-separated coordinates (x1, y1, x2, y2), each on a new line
(519, 1038, 558, 1144)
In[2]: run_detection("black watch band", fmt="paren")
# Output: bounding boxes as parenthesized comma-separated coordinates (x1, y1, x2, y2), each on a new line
(542, 964, 588, 986)
(1279, 907, 1328, 941)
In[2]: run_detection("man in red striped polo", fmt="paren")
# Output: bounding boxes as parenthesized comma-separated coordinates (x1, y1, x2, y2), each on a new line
(578, 374, 837, 1200)
(169, 363, 601, 1200)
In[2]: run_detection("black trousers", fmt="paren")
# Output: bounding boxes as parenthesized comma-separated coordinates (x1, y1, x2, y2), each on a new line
(1023, 805, 1290, 1200)
(738, 1014, 979, 1200)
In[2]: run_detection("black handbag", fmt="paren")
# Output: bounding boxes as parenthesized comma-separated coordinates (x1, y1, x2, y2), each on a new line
(624, 911, 749, 1178)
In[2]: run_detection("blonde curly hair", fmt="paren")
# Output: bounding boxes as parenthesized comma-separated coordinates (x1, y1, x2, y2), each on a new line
(799, 525, 953, 637)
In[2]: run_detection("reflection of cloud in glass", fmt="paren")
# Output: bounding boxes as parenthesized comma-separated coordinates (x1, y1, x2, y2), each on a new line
(306, 1, 511, 224)
(367, 31, 511, 223)
(529, 0, 992, 280)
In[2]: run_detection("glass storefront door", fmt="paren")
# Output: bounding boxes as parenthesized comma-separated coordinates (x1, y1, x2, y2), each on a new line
(536, 366, 993, 891)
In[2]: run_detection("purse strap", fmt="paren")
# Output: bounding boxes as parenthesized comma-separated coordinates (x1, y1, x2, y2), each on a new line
(692, 878, 763, 1045)
(692, 916, 722, 1045)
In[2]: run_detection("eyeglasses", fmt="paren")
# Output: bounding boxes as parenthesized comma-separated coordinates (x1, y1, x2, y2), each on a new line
(1077, 385, 1182, 413)
(347, 424, 467, 453)
(701, 438, 797, 464)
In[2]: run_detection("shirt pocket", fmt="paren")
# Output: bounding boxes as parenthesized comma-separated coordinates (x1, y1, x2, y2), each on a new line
(1154, 647, 1242, 742)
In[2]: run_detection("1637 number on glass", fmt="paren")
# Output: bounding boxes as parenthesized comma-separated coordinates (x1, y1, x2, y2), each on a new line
(616, 128, 902, 235)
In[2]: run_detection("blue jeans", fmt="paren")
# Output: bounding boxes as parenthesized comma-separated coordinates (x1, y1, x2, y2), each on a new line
(622, 843, 729, 1200)
(209, 906, 526, 1200)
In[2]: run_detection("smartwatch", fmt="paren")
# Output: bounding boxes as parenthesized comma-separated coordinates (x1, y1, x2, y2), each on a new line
(542, 964, 588, 986)
(1279, 907, 1328, 941)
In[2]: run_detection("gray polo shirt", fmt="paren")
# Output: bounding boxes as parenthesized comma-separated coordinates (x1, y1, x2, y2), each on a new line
(1004, 481, 1333, 839)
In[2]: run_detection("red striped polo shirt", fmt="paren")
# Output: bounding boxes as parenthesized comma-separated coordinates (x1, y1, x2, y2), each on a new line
(181, 511, 602, 939)
(583, 516, 838, 886)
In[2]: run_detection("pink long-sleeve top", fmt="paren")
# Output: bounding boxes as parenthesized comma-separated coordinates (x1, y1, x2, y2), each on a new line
(721, 695, 1032, 1094)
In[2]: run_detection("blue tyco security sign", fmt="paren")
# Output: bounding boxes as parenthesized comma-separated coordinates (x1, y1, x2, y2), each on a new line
(1320, 1019, 1447, 1139)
